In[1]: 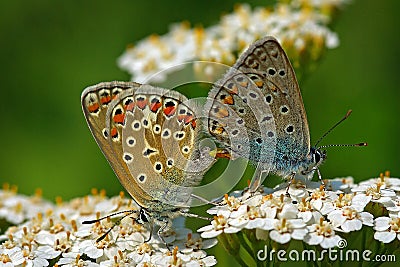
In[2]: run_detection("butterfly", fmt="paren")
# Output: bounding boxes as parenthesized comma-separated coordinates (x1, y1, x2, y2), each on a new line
(81, 81, 214, 244)
(204, 36, 366, 193)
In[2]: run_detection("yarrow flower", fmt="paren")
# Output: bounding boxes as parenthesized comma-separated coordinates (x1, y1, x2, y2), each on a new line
(198, 172, 400, 265)
(0, 184, 54, 225)
(118, 0, 344, 83)
(0, 189, 217, 266)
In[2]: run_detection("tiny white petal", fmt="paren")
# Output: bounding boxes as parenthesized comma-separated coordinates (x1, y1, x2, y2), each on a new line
(374, 231, 396, 243)
(327, 210, 346, 227)
(291, 228, 308, 240)
(245, 218, 265, 229)
(200, 229, 223, 238)
(224, 226, 241, 234)
(374, 217, 391, 231)
(201, 256, 217, 266)
(229, 217, 248, 227)
(261, 218, 276, 230)
(360, 212, 374, 226)
(197, 225, 214, 232)
(320, 236, 341, 249)
(341, 220, 362, 232)
(270, 231, 291, 244)
(305, 233, 324, 245)
(230, 205, 248, 218)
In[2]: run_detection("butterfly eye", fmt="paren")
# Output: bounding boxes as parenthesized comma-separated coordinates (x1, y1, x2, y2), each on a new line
(139, 210, 149, 223)
(102, 128, 109, 139)
(314, 151, 321, 164)
(153, 124, 161, 134)
(182, 146, 190, 154)
(141, 118, 150, 128)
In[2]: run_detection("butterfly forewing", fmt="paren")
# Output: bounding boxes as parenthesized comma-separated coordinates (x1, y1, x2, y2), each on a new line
(205, 36, 311, 182)
(237, 37, 310, 157)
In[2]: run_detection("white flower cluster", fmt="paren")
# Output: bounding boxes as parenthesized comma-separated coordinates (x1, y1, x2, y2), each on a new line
(0, 185, 54, 225)
(0, 189, 217, 267)
(118, 0, 344, 83)
(198, 172, 400, 247)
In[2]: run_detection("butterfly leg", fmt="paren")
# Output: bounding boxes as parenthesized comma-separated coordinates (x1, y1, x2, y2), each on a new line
(316, 168, 326, 189)
(285, 172, 296, 196)
(190, 193, 218, 206)
(248, 167, 268, 194)
(157, 218, 172, 251)
(179, 209, 212, 221)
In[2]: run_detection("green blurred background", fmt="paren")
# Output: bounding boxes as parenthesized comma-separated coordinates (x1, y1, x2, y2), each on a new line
(0, 0, 399, 266)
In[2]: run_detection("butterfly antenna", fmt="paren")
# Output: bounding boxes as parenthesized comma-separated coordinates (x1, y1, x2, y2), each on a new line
(314, 110, 353, 147)
(82, 209, 137, 242)
(318, 142, 367, 150)
(82, 210, 136, 224)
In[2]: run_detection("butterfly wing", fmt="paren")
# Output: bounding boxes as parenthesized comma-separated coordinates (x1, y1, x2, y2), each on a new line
(205, 36, 310, 179)
(82, 81, 156, 209)
(83, 82, 213, 212)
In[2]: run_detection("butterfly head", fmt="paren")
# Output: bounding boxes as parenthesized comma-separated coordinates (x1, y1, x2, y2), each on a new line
(137, 209, 150, 224)
(298, 147, 326, 179)
(310, 147, 326, 170)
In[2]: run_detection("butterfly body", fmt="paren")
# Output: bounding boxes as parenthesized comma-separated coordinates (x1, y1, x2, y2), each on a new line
(205, 36, 326, 190)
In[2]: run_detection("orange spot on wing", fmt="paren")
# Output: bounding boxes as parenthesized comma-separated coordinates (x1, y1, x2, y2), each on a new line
(184, 115, 194, 124)
(177, 115, 185, 122)
(164, 106, 176, 116)
(88, 103, 100, 113)
(136, 99, 147, 110)
(238, 80, 248, 87)
(150, 102, 162, 112)
(225, 83, 238, 95)
(222, 95, 234, 105)
(100, 96, 111, 105)
(125, 102, 135, 112)
(254, 80, 264, 88)
(216, 108, 229, 118)
(210, 125, 225, 135)
(113, 114, 125, 124)
(191, 120, 197, 129)
(111, 127, 118, 138)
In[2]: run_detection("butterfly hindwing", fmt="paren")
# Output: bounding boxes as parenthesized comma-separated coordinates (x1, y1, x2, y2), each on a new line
(83, 82, 214, 211)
